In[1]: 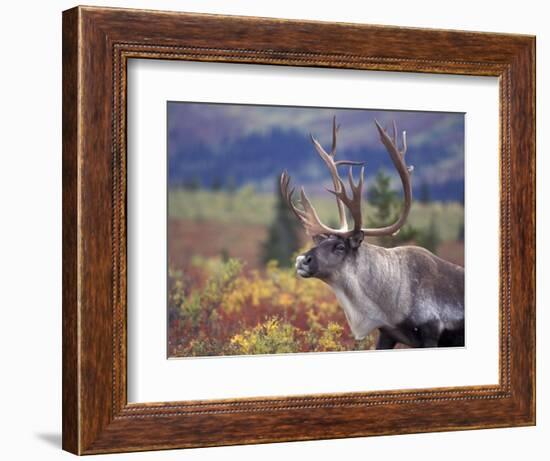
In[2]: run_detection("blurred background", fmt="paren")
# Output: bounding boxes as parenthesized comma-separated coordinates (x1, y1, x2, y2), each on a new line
(167, 102, 465, 358)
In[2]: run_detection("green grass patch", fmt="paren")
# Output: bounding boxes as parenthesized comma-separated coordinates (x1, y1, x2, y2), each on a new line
(169, 187, 464, 242)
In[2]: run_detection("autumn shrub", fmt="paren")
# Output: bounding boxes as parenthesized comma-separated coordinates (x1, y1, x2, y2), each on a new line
(167, 256, 376, 357)
(229, 317, 300, 355)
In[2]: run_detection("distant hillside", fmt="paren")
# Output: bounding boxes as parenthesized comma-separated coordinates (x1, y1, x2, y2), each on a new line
(168, 126, 464, 203)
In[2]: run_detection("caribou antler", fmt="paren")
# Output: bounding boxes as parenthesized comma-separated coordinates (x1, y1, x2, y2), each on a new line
(280, 118, 413, 239)
(364, 120, 412, 236)
(309, 116, 365, 232)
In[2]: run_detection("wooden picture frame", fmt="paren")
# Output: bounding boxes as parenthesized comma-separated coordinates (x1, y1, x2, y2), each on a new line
(62, 5, 535, 455)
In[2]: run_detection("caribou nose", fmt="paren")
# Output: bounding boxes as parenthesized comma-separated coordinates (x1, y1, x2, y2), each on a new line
(295, 254, 313, 278)
(296, 254, 312, 269)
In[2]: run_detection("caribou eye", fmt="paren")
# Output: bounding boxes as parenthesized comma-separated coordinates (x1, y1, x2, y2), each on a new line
(334, 243, 345, 253)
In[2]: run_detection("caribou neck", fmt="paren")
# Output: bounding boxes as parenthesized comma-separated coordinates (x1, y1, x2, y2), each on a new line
(324, 244, 405, 338)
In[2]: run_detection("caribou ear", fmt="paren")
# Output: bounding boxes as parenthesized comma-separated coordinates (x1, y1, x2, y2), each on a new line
(348, 231, 364, 249)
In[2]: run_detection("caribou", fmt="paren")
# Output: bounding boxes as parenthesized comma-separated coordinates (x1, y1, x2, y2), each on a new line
(280, 118, 464, 349)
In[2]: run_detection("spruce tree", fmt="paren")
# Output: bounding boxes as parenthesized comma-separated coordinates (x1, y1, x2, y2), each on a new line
(261, 177, 302, 266)
(367, 170, 397, 226)
(366, 170, 417, 246)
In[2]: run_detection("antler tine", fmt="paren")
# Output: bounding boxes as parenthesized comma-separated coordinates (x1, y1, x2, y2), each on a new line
(352, 166, 365, 232)
(349, 165, 365, 197)
(298, 188, 334, 236)
(335, 160, 365, 167)
(282, 174, 311, 226)
(310, 121, 348, 231)
(326, 165, 365, 233)
(364, 120, 413, 237)
(279, 171, 340, 237)
(331, 115, 339, 156)
(280, 171, 307, 222)
(389, 119, 409, 157)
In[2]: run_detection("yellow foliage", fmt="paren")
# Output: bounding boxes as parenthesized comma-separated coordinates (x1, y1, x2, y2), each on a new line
(230, 317, 299, 355)
(220, 258, 340, 318)
(168, 256, 377, 357)
(317, 322, 345, 352)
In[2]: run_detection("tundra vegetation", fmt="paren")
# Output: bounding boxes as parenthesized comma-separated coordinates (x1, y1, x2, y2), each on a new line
(167, 174, 464, 357)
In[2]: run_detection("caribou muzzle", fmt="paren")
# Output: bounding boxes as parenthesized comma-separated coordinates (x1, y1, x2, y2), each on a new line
(295, 253, 316, 278)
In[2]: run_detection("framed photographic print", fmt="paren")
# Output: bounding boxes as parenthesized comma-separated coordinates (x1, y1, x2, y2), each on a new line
(62, 5, 535, 455)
